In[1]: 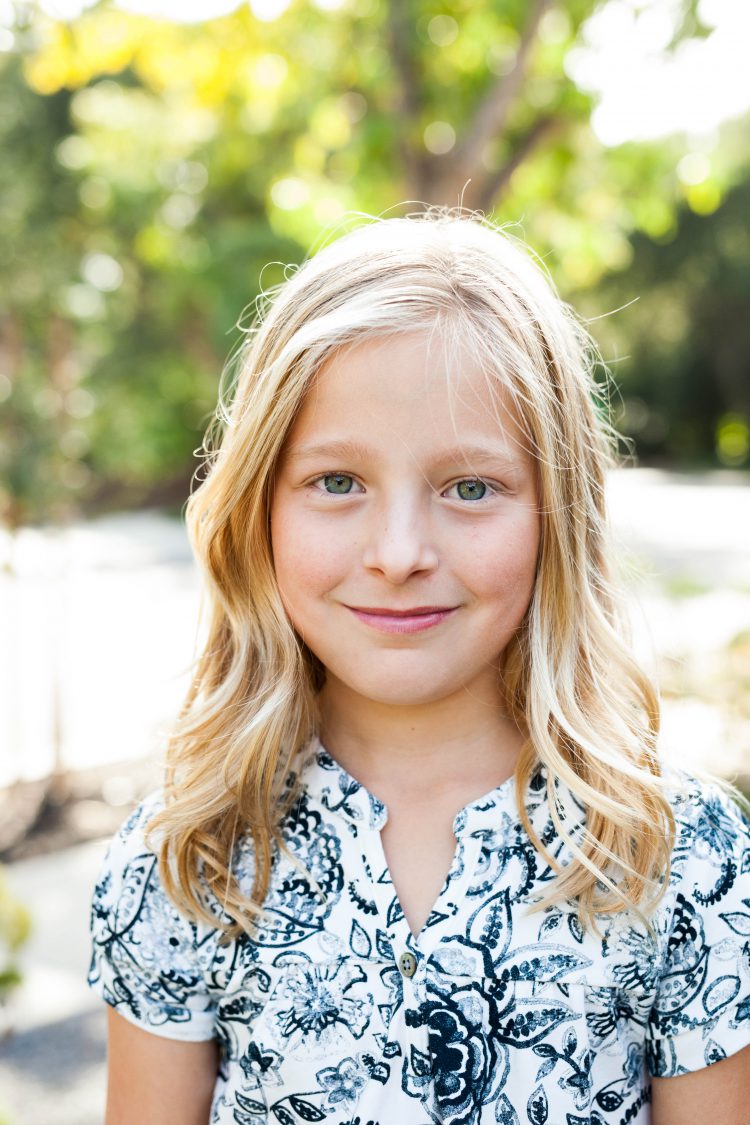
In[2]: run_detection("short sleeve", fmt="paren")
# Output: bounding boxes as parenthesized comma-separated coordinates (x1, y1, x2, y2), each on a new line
(647, 784, 750, 1077)
(87, 791, 218, 1041)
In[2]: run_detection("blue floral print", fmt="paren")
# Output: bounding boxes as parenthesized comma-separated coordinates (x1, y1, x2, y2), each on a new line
(266, 959, 372, 1056)
(88, 740, 750, 1123)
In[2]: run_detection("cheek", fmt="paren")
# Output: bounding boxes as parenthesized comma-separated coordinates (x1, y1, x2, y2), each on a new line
(465, 520, 540, 607)
(271, 513, 347, 605)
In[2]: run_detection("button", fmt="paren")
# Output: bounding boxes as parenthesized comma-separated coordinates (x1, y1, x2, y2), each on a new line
(398, 951, 417, 978)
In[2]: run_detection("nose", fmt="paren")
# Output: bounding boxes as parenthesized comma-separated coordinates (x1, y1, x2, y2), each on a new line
(361, 494, 439, 583)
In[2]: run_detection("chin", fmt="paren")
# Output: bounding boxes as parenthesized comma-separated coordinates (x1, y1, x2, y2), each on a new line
(344, 677, 457, 708)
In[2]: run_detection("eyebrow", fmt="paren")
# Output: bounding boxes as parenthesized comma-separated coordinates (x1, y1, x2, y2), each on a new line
(285, 439, 523, 467)
(286, 440, 374, 463)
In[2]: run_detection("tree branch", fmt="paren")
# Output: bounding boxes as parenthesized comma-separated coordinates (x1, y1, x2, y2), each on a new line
(386, 0, 426, 193)
(446, 0, 553, 181)
(475, 113, 563, 212)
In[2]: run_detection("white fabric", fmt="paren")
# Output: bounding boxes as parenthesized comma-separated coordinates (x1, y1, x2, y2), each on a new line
(88, 741, 750, 1124)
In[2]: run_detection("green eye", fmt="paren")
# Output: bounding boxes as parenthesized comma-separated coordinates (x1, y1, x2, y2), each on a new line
(323, 473, 355, 494)
(455, 479, 487, 501)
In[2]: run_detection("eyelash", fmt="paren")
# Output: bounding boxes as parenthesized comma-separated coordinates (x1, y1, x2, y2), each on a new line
(307, 473, 500, 503)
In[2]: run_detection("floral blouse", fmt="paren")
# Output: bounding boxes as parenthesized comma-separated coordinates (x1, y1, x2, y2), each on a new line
(88, 740, 750, 1124)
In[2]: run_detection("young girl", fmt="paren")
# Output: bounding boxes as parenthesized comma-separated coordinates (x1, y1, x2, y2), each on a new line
(88, 210, 750, 1125)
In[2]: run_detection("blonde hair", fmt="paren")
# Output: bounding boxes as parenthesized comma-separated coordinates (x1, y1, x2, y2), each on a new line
(147, 207, 673, 939)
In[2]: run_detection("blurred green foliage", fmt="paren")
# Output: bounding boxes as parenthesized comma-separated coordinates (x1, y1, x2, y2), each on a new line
(0, 866, 31, 1003)
(584, 155, 750, 466)
(1, 0, 749, 526)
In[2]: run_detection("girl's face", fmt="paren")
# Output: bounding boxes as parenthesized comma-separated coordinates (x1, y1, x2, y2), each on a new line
(271, 329, 540, 714)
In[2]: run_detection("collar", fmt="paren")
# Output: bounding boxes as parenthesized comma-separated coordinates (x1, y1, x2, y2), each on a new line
(298, 739, 388, 832)
(296, 736, 545, 839)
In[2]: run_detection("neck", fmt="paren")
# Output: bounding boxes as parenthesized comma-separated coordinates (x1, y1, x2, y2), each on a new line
(317, 677, 525, 811)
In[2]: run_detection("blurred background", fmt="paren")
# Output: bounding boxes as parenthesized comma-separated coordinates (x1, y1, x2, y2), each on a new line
(1, 0, 749, 1120)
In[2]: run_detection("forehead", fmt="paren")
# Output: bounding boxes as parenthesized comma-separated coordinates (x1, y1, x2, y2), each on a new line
(287, 329, 529, 454)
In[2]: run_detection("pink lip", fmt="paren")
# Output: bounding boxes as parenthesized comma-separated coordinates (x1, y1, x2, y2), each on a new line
(346, 606, 457, 634)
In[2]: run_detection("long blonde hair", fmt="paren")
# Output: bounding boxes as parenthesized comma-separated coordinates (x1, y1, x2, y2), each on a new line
(147, 207, 673, 939)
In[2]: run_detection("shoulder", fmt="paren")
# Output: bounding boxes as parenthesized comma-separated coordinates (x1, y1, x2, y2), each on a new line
(660, 774, 750, 955)
(645, 774, 750, 1075)
(90, 788, 234, 937)
(666, 772, 750, 885)
(91, 790, 169, 910)
(105, 788, 167, 860)
(90, 788, 187, 947)
(88, 789, 222, 1040)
